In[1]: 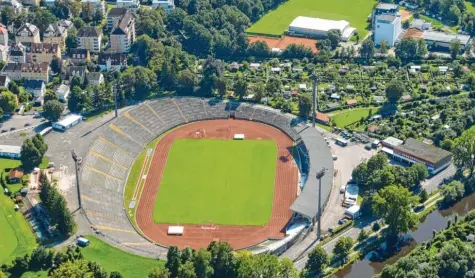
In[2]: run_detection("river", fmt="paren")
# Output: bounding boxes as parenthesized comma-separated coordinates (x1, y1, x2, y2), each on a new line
(332, 193, 475, 278)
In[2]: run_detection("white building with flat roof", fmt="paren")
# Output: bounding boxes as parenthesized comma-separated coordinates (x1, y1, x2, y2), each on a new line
(52, 114, 82, 131)
(288, 16, 356, 41)
(374, 14, 402, 47)
(152, 0, 174, 13)
(0, 145, 21, 158)
(421, 31, 471, 49)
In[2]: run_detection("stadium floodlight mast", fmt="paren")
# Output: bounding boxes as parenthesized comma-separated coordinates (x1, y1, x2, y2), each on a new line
(114, 83, 119, 118)
(316, 167, 326, 239)
(71, 150, 82, 209)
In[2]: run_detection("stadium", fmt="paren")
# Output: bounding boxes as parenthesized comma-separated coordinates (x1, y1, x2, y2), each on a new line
(80, 97, 333, 256)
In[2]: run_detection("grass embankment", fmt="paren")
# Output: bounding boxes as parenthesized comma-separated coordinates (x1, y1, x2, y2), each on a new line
(153, 139, 277, 225)
(82, 236, 165, 278)
(247, 0, 376, 38)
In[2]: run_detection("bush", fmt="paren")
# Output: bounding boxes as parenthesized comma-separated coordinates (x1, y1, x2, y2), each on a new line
(372, 222, 381, 232)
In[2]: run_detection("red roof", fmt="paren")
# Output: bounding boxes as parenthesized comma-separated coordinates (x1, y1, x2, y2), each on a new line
(291, 90, 299, 96)
(368, 124, 377, 132)
(402, 95, 412, 101)
(346, 99, 357, 105)
(9, 168, 23, 179)
(316, 112, 330, 123)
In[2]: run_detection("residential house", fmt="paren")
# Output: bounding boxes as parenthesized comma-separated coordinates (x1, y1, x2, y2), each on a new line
(346, 99, 357, 106)
(0, 24, 8, 45)
(152, 0, 174, 13)
(57, 20, 74, 30)
(0, 44, 8, 62)
(86, 72, 104, 86)
(77, 27, 102, 53)
(69, 48, 90, 65)
(66, 65, 88, 83)
(15, 23, 40, 44)
(56, 84, 70, 102)
(44, 0, 55, 5)
(0, 75, 10, 88)
(315, 112, 330, 125)
(81, 0, 105, 15)
(116, 0, 139, 11)
(110, 11, 135, 53)
(26, 43, 61, 64)
(24, 79, 45, 106)
(98, 52, 127, 71)
(43, 23, 68, 49)
(22, 0, 40, 6)
(0, 62, 49, 82)
(8, 168, 23, 183)
(107, 7, 127, 29)
(10, 43, 26, 63)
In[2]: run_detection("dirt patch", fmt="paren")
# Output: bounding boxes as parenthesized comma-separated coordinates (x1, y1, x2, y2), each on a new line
(135, 119, 298, 250)
(248, 35, 318, 53)
(400, 10, 413, 21)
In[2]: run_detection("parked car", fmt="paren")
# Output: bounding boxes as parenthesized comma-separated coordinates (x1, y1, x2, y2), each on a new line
(24, 123, 31, 127)
(340, 185, 346, 194)
(365, 145, 372, 150)
(10, 127, 15, 131)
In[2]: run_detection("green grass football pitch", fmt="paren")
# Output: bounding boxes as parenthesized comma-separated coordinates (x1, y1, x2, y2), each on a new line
(153, 139, 277, 226)
(247, 0, 376, 38)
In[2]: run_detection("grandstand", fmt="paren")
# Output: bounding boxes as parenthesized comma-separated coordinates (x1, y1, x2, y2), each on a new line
(80, 97, 333, 256)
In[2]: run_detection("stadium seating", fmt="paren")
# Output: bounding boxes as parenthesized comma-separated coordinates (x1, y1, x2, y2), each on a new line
(80, 97, 315, 257)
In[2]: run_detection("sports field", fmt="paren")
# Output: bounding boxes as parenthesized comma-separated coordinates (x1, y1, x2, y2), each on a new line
(0, 194, 37, 265)
(247, 0, 376, 38)
(153, 139, 277, 226)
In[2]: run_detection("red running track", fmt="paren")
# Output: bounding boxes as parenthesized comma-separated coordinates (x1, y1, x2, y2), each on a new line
(135, 119, 298, 250)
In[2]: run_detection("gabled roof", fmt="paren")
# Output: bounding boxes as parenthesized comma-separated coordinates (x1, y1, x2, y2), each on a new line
(24, 79, 45, 89)
(111, 11, 134, 35)
(16, 23, 39, 36)
(45, 23, 67, 37)
(107, 7, 127, 17)
(86, 72, 103, 81)
(27, 43, 60, 54)
(77, 27, 101, 37)
(98, 52, 127, 65)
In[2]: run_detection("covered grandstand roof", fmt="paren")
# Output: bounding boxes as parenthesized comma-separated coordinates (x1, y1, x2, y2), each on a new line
(290, 126, 334, 219)
(289, 16, 350, 33)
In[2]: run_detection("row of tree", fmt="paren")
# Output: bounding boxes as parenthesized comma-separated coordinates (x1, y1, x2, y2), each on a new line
(38, 173, 76, 236)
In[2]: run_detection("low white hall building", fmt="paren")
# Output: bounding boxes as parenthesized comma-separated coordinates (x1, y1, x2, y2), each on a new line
(287, 16, 356, 41)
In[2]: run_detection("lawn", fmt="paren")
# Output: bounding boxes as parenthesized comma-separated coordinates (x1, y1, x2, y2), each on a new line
(247, 0, 376, 37)
(81, 236, 165, 278)
(0, 194, 37, 265)
(153, 139, 277, 226)
(330, 107, 377, 128)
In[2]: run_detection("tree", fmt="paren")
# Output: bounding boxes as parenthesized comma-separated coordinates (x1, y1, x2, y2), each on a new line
(450, 39, 462, 59)
(305, 246, 328, 275)
(359, 39, 376, 59)
(279, 258, 299, 278)
(66, 30, 78, 52)
(265, 77, 281, 95)
(177, 261, 197, 278)
(327, 29, 341, 49)
(372, 185, 418, 245)
(419, 189, 428, 203)
(43, 100, 63, 122)
(20, 139, 42, 169)
(0, 90, 17, 113)
(234, 77, 248, 99)
(447, 4, 461, 24)
(442, 181, 465, 204)
(194, 249, 213, 278)
(44, 89, 57, 103)
(119, 66, 157, 99)
(395, 38, 426, 61)
(385, 80, 405, 104)
(453, 128, 475, 178)
(51, 56, 61, 74)
(333, 237, 354, 259)
(410, 163, 428, 182)
(380, 40, 389, 54)
(298, 94, 312, 119)
(51, 260, 89, 278)
(207, 241, 235, 278)
(166, 246, 181, 278)
(109, 271, 124, 278)
(67, 86, 88, 113)
(148, 267, 170, 278)
(0, 107, 3, 119)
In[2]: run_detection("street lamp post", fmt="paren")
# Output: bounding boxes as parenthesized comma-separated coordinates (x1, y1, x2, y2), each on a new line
(71, 150, 82, 209)
(316, 167, 326, 239)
